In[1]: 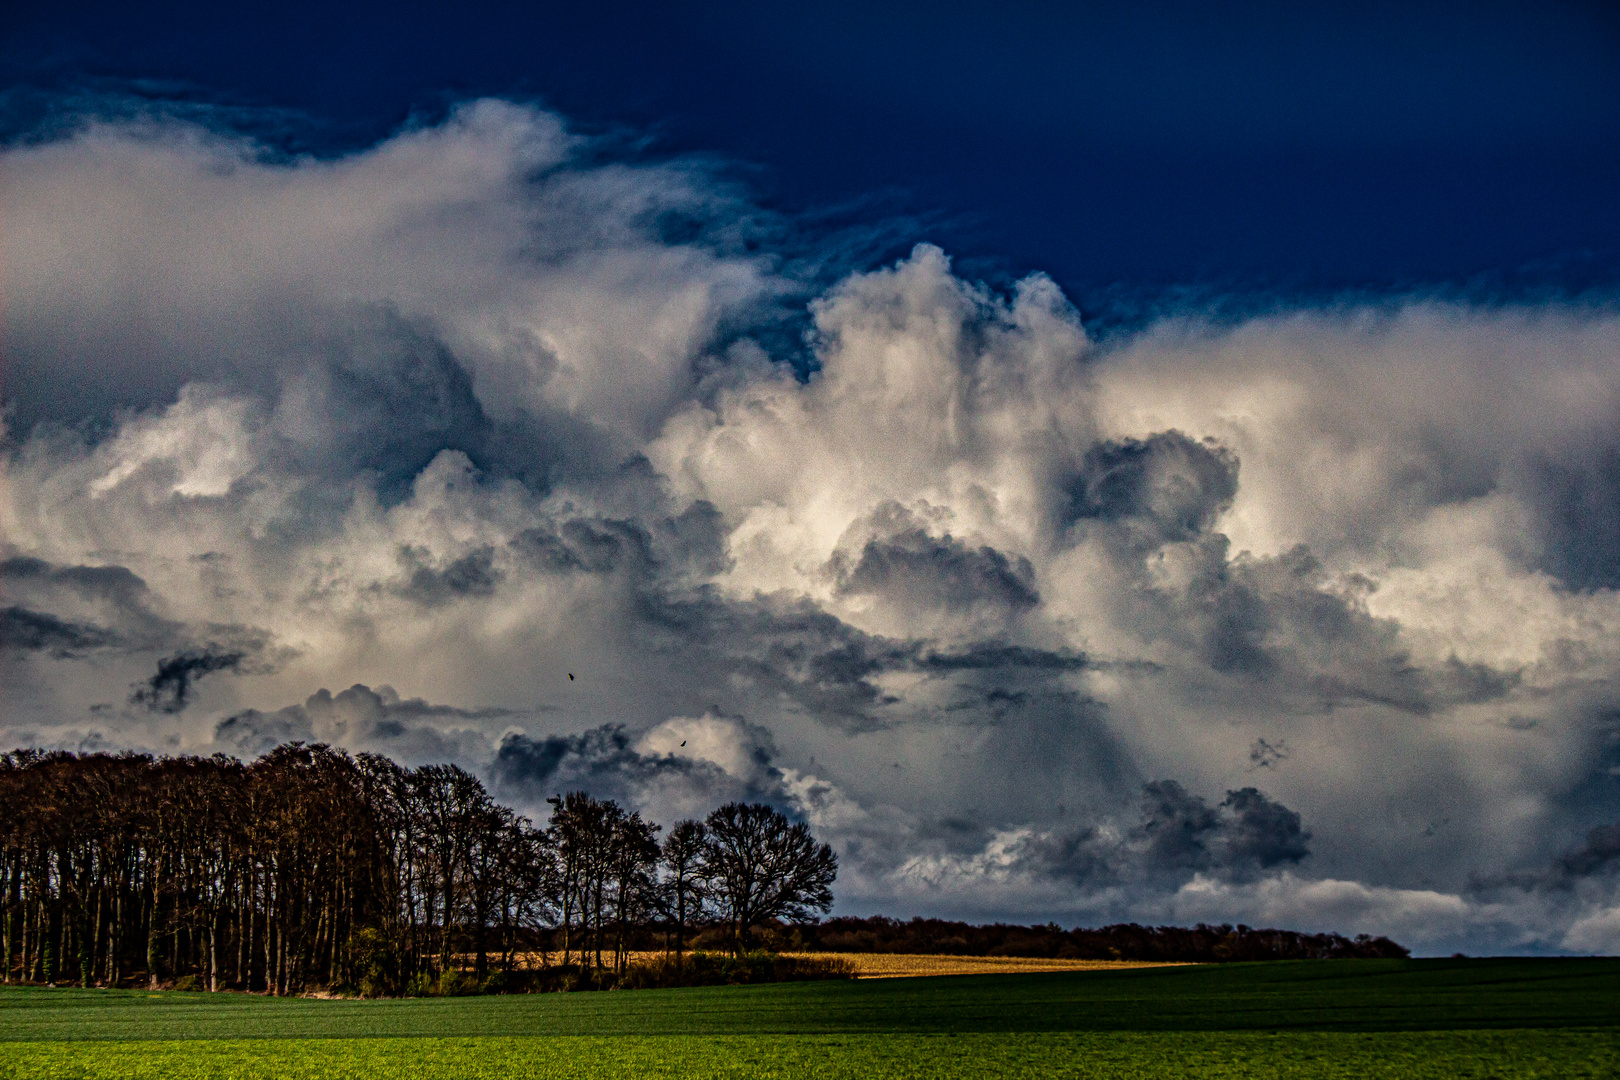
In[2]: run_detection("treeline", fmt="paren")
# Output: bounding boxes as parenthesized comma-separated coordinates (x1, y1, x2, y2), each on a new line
(0, 746, 836, 994)
(799, 916, 1410, 962)
(1, 746, 1409, 996)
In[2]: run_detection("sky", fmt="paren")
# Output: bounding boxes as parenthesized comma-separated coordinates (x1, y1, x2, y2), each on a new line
(3, 1, 1620, 956)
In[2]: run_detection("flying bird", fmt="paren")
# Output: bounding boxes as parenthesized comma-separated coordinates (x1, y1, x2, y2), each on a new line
(680, 740, 686, 747)
(568, 673, 574, 681)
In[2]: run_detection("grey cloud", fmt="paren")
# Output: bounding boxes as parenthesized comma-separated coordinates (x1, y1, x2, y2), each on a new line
(1555, 825, 1620, 882)
(1136, 540, 1520, 715)
(875, 779, 1315, 925)
(511, 518, 649, 575)
(834, 503, 1039, 614)
(1037, 781, 1310, 887)
(638, 589, 909, 728)
(1425, 656, 1520, 706)
(492, 726, 695, 803)
(0, 556, 151, 608)
(1524, 445, 1620, 591)
(274, 308, 493, 500)
(1217, 787, 1312, 872)
(307, 683, 515, 726)
(1482, 822, 1620, 894)
(0, 556, 170, 650)
(1020, 824, 1120, 885)
(656, 500, 730, 578)
(214, 683, 512, 764)
(1195, 551, 1273, 676)
(510, 503, 724, 581)
(0, 606, 118, 657)
(1249, 738, 1291, 769)
(0, 555, 300, 724)
(1065, 431, 1238, 545)
(1056, 433, 1522, 713)
(490, 723, 788, 821)
(212, 705, 316, 759)
(1135, 779, 1224, 873)
(640, 586, 1089, 731)
(396, 545, 502, 605)
(1059, 431, 1520, 714)
(131, 645, 250, 713)
(918, 644, 1088, 672)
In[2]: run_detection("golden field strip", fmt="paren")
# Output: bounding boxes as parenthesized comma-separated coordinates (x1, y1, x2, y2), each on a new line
(786, 954, 1188, 978)
(502, 951, 1186, 978)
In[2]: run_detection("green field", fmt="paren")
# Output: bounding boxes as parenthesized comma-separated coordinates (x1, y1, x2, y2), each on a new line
(2, 959, 1616, 1078)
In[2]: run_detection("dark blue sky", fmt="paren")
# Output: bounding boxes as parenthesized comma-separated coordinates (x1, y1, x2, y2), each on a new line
(7, 1, 1620, 300)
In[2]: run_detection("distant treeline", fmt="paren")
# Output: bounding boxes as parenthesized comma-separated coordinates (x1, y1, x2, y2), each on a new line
(798, 916, 1409, 962)
(0, 746, 836, 995)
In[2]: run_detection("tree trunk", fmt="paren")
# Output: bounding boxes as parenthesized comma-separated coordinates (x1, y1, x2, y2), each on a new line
(21, 893, 32, 983)
(77, 903, 92, 987)
(90, 886, 105, 987)
(593, 876, 604, 970)
(560, 865, 573, 968)
(675, 886, 685, 964)
(3, 863, 15, 984)
(146, 867, 160, 989)
(108, 890, 120, 987)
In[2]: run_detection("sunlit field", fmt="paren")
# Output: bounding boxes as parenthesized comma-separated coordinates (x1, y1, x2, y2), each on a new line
(785, 953, 1186, 978)
(515, 951, 1182, 978)
(3, 959, 1616, 1078)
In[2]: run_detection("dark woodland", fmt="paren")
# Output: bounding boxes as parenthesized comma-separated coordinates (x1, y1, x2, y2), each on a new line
(799, 916, 1409, 962)
(0, 745, 836, 995)
(1, 747, 1402, 996)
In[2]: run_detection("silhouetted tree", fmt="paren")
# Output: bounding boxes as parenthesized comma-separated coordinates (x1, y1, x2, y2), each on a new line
(547, 791, 621, 970)
(608, 813, 661, 974)
(0, 750, 878, 992)
(658, 820, 709, 963)
(700, 803, 837, 954)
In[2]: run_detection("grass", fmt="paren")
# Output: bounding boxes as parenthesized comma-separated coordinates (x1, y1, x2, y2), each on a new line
(1, 1031, 1614, 1079)
(3, 958, 1614, 1039)
(2, 959, 1616, 1078)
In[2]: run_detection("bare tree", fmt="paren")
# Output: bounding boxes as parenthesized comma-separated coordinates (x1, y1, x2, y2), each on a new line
(0, 749, 852, 994)
(608, 813, 661, 975)
(546, 791, 619, 970)
(658, 820, 709, 963)
(700, 803, 837, 954)
(412, 764, 489, 975)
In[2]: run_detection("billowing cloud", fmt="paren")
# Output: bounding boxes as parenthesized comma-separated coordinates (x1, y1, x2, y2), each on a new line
(1064, 430, 1239, 545)
(6, 96, 1620, 954)
(214, 683, 511, 764)
(489, 711, 810, 824)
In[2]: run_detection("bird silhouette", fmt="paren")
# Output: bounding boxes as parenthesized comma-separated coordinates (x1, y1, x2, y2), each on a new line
(680, 740, 686, 747)
(568, 673, 574, 681)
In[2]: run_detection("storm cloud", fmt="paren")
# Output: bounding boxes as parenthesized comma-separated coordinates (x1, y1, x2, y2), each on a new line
(489, 713, 807, 824)
(0, 607, 117, 657)
(132, 645, 250, 713)
(5, 98, 1620, 954)
(1065, 430, 1239, 545)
